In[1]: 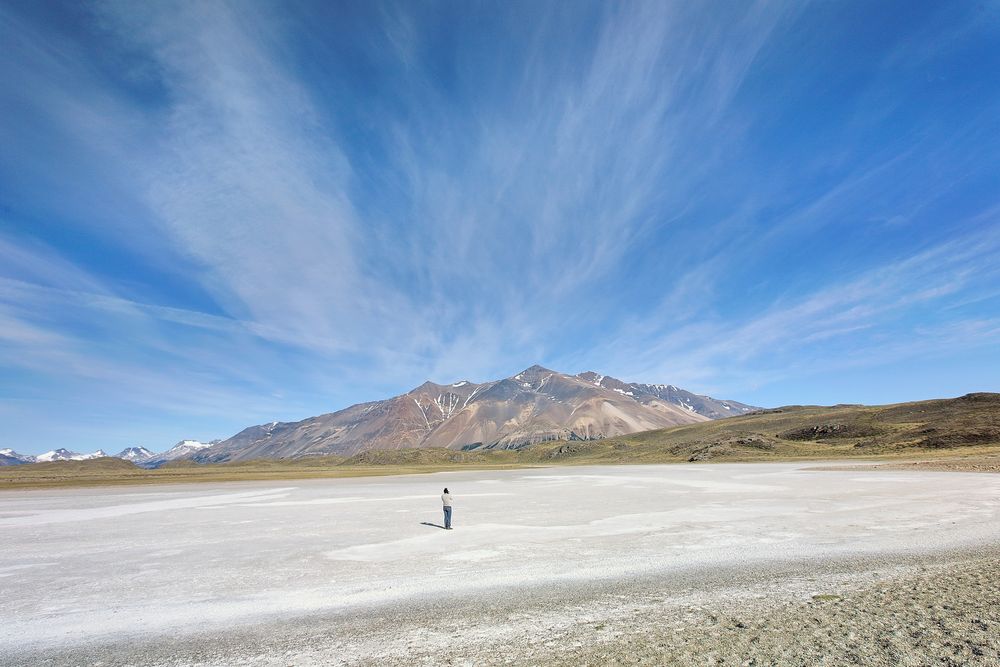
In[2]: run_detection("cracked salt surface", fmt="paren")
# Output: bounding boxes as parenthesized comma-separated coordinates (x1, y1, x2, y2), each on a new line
(2, 463, 999, 655)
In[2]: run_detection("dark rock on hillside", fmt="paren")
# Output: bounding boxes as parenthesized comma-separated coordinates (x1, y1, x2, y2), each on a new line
(917, 427, 1000, 449)
(780, 423, 884, 441)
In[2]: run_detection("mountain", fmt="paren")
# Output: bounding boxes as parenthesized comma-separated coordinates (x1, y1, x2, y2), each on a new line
(143, 440, 217, 468)
(35, 448, 109, 462)
(35, 449, 74, 462)
(576, 372, 756, 419)
(194, 366, 757, 463)
(1, 443, 212, 469)
(115, 446, 156, 464)
(0, 448, 35, 466)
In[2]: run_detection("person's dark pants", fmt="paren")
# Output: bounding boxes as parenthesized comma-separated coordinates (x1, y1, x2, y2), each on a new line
(443, 506, 452, 529)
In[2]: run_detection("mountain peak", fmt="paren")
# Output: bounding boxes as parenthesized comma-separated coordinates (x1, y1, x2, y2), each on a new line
(513, 364, 555, 379)
(36, 448, 108, 462)
(116, 446, 155, 462)
(411, 380, 446, 393)
(0, 448, 35, 464)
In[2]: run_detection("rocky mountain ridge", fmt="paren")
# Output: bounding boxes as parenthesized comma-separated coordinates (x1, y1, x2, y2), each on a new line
(193, 366, 756, 463)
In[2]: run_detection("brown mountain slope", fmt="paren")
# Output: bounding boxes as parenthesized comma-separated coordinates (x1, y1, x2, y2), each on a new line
(194, 366, 752, 462)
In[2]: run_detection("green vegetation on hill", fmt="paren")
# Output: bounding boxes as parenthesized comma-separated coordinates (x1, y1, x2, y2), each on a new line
(3, 393, 998, 490)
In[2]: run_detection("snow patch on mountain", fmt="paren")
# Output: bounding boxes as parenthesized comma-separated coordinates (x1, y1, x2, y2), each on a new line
(0, 448, 35, 465)
(142, 440, 217, 468)
(116, 446, 156, 463)
(35, 448, 109, 462)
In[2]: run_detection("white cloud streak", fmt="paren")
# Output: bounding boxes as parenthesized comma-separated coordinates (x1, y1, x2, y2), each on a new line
(588, 216, 1000, 392)
(1, 0, 998, 452)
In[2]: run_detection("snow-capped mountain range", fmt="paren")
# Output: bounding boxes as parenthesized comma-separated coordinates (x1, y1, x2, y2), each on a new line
(117, 446, 156, 463)
(0, 441, 217, 468)
(38, 448, 109, 462)
(0, 447, 111, 464)
(0, 448, 39, 465)
(143, 440, 216, 468)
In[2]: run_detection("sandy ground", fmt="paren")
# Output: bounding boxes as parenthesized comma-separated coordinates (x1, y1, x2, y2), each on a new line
(2, 462, 999, 665)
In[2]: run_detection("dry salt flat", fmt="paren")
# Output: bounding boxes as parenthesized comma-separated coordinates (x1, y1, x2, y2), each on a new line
(2, 462, 1000, 666)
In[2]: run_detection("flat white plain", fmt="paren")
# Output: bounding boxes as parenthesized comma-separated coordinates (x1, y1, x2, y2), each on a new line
(2, 462, 999, 652)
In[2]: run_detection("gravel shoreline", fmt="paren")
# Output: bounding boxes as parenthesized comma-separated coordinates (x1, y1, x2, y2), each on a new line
(812, 455, 1000, 475)
(524, 549, 1000, 666)
(11, 546, 999, 667)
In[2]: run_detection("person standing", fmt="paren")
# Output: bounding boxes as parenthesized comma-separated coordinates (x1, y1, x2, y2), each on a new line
(441, 488, 453, 529)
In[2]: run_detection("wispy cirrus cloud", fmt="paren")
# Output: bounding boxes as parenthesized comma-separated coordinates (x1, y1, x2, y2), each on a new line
(588, 215, 1000, 393)
(1, 0, 998, 452)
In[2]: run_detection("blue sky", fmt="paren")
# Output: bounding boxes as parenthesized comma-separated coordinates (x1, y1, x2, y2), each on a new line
(2, 0, 999, 455)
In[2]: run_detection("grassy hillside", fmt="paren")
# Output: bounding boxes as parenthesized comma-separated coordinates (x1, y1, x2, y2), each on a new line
(514, 392, 1000, 464)
(3, 393, 997, 490)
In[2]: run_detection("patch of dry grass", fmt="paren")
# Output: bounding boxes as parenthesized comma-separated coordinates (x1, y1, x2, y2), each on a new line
(0, 457, 536, 491)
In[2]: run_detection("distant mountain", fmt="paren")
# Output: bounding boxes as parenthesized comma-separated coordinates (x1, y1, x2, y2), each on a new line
(115, 446, 156, 464)
(0, 448, 34, 466)
(1, 442, 214, 469)
(194, 365, 758, 463)
(35, 448, 108, 462)
(143, 440, 218, 468)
